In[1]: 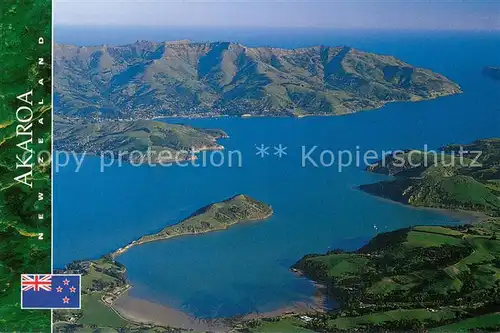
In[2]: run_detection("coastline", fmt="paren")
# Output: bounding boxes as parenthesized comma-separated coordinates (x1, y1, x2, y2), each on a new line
(55, 142, 226, 165)
(357, 185, 490, 225)
(93, 192, 487, 331)
(126, 91, 463, 122)
(112, 291, 231, 332)
(106, 195, 488, 330)
(57, 196, 277, 331)
(105, 231, 327, 332)
(111, 208, 274, 258)
(111, 281, 327, 332)
(72, 87, 463, 124)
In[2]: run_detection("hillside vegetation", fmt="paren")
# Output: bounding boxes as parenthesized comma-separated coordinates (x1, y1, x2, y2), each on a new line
(294, 219, 500, 331)
(54, 116, 227, 162)
(54, 41, 461, 118)
(291, 138, 500, 331)
(361, 138, 500, 216)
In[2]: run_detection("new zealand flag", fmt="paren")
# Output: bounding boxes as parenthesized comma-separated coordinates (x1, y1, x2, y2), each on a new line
(21, 274, 81, 309)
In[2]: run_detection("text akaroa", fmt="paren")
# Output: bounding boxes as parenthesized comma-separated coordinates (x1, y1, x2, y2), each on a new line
(14, 90, 45, 188)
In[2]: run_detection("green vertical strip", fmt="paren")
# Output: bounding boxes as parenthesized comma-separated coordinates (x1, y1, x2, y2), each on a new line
(0, 0, 52, 331)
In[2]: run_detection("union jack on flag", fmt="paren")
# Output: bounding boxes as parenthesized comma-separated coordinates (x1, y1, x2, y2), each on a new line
(21, 274, 52, 292)
(21, 274, 81, 309)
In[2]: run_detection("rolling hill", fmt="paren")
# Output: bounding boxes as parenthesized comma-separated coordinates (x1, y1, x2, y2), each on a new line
(293, 219, 500, 331)
(54, 116, 227, 162)
(361, 139, 500, 216)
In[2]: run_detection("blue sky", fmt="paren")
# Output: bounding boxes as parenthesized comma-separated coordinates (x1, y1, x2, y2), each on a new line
(55, 0, 500, 30)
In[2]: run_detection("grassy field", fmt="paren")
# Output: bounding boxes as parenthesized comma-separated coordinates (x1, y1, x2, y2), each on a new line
(81, 263, 122, 290)
(413, 226, 464, 237)
(405, 230, 465, 247)
(430, 312, 500, 332)
(366, 275, 419, 295)
(78, 293, 128, 327)
(327, 309, 457, 330)
(314, 254, 370, 278)
(294, 219, 500, 331)
(243, 318, 315, 333)
(54, 260, 132, 331)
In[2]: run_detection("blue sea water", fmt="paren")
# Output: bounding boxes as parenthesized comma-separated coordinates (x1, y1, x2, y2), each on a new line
(54, 28, 500, 318)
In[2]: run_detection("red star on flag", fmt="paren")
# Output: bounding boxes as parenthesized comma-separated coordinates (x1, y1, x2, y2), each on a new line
(56, 286, 63, 293)
(62, 296, 70, 304)
(63, 279, 70, 286)
(69, 286, 76, 293)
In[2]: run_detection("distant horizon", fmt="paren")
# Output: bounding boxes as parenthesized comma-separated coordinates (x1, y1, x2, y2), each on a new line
(55, 1, 500, 31)
(54, 24, 500, 50)
(55, 24, 500, 32)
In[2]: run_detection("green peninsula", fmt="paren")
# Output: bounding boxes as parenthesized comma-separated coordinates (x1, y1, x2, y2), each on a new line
(293, 219, 500, 332)
(112, 194, 273, 258)
(54, 116, 228, 162)
(360, 138, 500, 216)
(54, 41, 461, 118)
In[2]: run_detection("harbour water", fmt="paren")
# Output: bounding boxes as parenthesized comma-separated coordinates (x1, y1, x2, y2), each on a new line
(54, 29, 500, 318)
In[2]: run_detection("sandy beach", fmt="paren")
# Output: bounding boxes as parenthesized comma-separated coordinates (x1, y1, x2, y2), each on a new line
(113, 291, 231, 332)
(112, 282, 327, 332)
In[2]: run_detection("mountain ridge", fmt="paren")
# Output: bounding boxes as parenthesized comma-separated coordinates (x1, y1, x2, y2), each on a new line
(54, 40, 461, 119)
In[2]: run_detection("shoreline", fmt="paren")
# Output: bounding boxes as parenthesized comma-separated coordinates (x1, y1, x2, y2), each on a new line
(101, 193, 486, 331)
(106, 200, 486, 331)
(105, 229, 327, 332)
(69, 187, 488, 331)
(356, 185, 490, 225)
(55, 142, 226, 165)
(59, 88, 463, 124)
(112, 291, 231, 332)
(111, 281, 327, 332)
